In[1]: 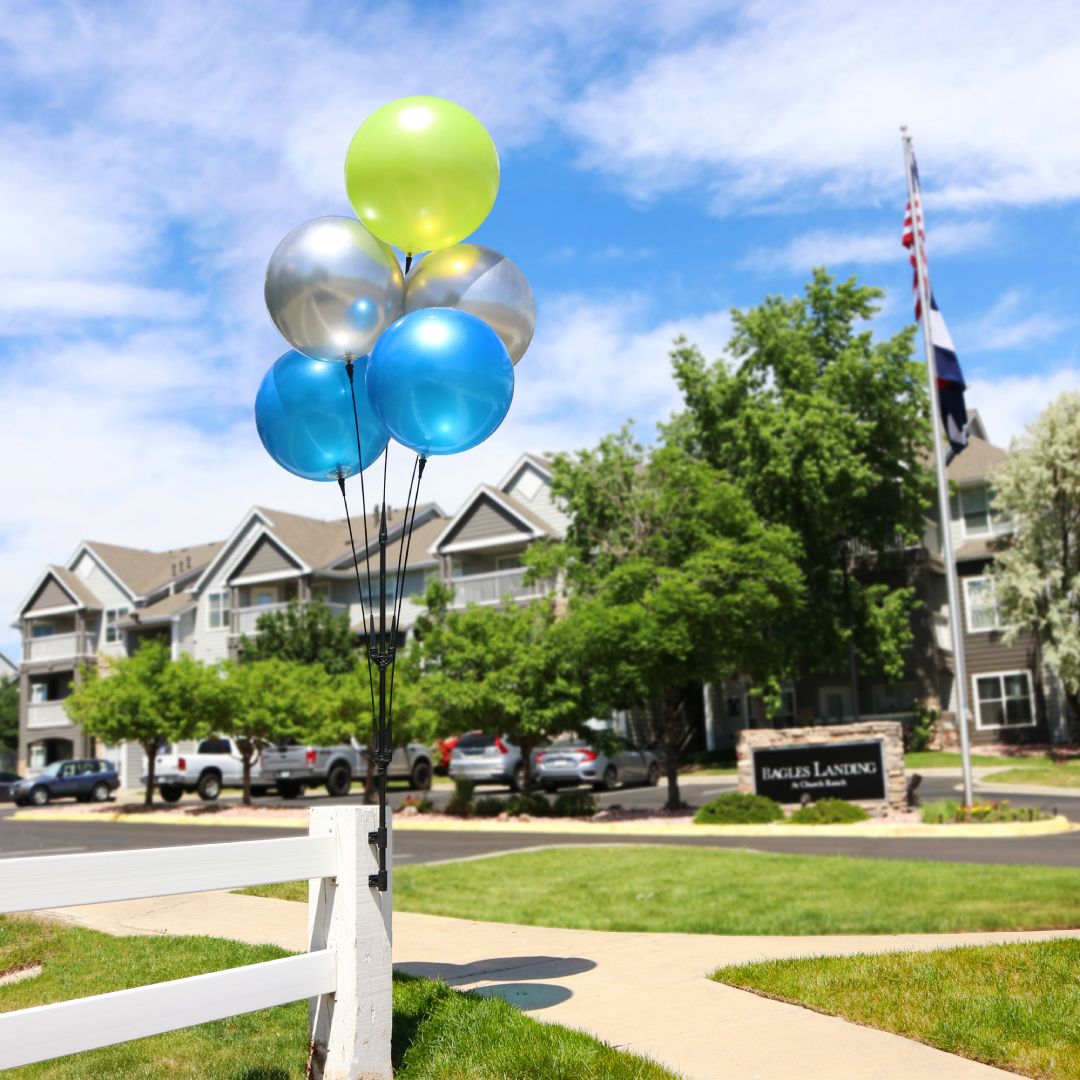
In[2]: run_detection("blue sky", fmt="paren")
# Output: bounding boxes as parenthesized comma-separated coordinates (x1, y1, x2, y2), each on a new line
(2, 0, 1079, 659)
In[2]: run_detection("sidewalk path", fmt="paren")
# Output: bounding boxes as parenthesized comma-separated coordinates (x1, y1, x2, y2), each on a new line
(38, 889, 1079, 1079)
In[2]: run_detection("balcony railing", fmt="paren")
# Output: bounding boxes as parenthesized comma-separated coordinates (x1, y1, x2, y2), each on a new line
(24, 633, 88, 662)
(233, 601, 349, 636)
(449, 568, 553, 608)
(27, 701, 74, 730)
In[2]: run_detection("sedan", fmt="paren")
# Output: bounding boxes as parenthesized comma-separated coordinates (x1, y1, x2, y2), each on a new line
(11, 759, 120, 806)
(0, 771, 23, 802)
(533, 736, 661, 792)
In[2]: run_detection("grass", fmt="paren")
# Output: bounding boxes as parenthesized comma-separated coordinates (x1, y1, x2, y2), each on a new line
(713, 939, 1080, 1079)
(985, 762, 1080, 788)
(904, 751, 1048, 769)
(0, 916, 674, 1080)
(238, 846, 1080, 935)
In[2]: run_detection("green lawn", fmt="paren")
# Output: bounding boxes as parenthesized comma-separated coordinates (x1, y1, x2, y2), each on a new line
(713, 939, 1080, 1079)
(0, 916, 674, 1079)
(238, 847, 1080, 935)
(985, 762, 1080, 788)
(904, 751, 1048, 769)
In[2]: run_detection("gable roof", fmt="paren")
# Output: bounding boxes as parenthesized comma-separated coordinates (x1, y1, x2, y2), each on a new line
(81, 540, 224, 599)
(16, 566, 102, 618)
(430, 485, 555, 554)
(496, 452, 553, 492)
(0, 649, 19, 678)
(117, 591, 196, 627)
(946, 434, 1009, 483)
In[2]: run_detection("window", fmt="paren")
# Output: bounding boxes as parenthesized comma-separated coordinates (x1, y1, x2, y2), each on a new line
(311, 582, 330, 600)
(770, 690, 796, 723)
(30, 683, 48, 704)
(451, 558, 464, 578)
(208, 592, 229, 629)
(495, 554, 521, 571)
(960, 485, 1006, 537)
(256, 590, 275, 606)
(964, 577, 1001, 631)
(31, 624, 55, 638)
(974, 671, 1035, 728)
(105, 608, 129, 643)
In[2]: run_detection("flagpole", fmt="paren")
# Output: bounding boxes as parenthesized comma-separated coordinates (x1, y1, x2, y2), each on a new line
(901, 129, 975, 808)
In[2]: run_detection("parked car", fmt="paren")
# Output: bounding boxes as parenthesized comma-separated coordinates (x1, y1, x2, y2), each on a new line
(146, 737, 268, 802)
(435, 736, 459, 772)
(10, 759, 120, 806)
(259, 741, 433, 799)
(0, 771, 24, 802)
(533, 736, 661, 792)
(449, 732, 526, 791)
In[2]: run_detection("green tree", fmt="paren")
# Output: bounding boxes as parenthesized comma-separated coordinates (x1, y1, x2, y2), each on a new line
(65, 641, 222, 804)
(991, 390, 1080, 734)
(239, 598, 358, 674)
(220, 658, 333, 805)
(535, 434, 804, 808)
(666, 269, 933, 690)
(0, 677, 18, 756)
(405, 580, 591, 788)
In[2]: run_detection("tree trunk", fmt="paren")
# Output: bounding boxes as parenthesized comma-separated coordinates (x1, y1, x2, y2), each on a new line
(141, 740, 158, 806)
(517, 734, 541, 792)
(1067, 690, 1080, 742)
(364, 740, 376, 805)
(239, 739, 253, 806)
(662, 687, 682, 811)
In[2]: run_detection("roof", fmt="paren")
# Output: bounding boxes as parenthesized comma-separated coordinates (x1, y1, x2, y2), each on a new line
(334, 515, 444, 577)
(84, 540, 224, 598)
(0, 649, 17, 677)
(946, 435, 1009, 483)
(955, 536, 1010, 562)
(50, 567, 103, 609)
(117, 591, 196, 627)
(496, 451, 553, 492)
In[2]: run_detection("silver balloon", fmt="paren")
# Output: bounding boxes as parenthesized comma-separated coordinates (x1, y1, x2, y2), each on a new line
(404, 244, 535, 364)
(265, 216, 404, 362)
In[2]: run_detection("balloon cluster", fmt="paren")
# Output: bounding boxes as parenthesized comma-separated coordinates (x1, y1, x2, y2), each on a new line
(256, 96, 535, 480)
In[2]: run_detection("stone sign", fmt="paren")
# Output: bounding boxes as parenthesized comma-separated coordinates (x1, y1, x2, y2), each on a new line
(737, 721, 906, 810)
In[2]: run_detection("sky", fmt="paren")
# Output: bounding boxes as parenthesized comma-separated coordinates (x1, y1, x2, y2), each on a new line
(2, 0, 1079, 660)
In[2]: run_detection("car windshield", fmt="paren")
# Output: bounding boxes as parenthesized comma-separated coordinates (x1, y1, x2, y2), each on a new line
(198, 738, 232, 754)
(40, 762, 64, 777)
(455, 734, 498, 750)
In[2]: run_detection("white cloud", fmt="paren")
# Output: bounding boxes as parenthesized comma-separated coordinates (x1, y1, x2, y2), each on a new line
(961, 290, 1070, 352)
(968, 368, 1080, 447)
(568, 0, 1080, 209)
(0, 280, 201, 323)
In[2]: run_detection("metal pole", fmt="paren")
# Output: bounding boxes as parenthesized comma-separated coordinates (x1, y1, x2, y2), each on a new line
(901, 130, 975, 807)
(840, 543, 860, 723)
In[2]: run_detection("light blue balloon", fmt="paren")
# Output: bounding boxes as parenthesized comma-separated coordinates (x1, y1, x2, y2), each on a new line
(255, 351, 389, 481)
(366, 308, 514, 456)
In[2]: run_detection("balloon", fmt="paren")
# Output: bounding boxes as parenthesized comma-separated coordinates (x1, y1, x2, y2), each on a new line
(264, 216, 404, 362)
(405, 244, 535, 364)
(255, 351, 389, 481)
(344, 96, 499, 255)
(366, 309, 514, 456)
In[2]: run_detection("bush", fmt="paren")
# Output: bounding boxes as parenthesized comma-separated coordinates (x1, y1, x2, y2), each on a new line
(402, 794, 434, 814)
(922, 798, 1048, 824)
(554, 790, 599, 817)
(904, 701, 938, 753)
(694, 792, 784, 825)
(474, 796, 506, 817)
(505, 792, 554, 817)
(446, 776, 476, 817)
(789, 798, 869, 824)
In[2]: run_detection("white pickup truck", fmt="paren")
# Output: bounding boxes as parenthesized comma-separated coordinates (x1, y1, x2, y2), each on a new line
(145, 737, 269, 802)
(259, 740, 433, 799)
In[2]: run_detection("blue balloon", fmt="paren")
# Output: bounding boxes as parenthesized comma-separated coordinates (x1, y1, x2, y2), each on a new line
(366, 308, 514, 456)
(255, 351, 389, 481)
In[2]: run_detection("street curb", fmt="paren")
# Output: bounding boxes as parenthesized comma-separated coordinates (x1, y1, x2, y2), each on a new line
(7, 810, 309, 828)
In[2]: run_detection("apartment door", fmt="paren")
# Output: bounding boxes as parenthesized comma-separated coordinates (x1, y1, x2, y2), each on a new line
(819, 687, 851, 723)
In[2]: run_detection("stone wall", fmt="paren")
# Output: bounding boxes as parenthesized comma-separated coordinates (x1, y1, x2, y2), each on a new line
(737, 721, 907, 811)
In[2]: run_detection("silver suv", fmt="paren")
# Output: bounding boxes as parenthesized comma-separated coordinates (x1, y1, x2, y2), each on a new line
(449, 733, 526, 791)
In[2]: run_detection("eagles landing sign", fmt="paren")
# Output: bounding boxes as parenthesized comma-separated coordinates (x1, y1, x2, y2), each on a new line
(737, 721, 907, 810)
(753, 741, 887, 802)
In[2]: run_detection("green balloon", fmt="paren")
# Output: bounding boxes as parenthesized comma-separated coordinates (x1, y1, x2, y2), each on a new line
(345, 96, 500, 256)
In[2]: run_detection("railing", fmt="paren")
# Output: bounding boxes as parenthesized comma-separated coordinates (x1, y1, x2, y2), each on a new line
(450, 568, 552, 607)
(0, 807, 392, 1078)
(24, 632, 86, 662)
(844, 532, 921, 557)
(26, 700, 73, 730)
(813, 711, 917, 726)
(233, 600, 349, 635)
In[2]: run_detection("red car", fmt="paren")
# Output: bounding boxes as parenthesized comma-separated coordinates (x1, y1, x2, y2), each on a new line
(436, 736, 460, 771)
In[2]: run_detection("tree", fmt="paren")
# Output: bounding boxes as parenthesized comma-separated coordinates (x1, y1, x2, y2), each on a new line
(65, 641, 221, 804)
(404, 580, 591, 786)
(535, 433, 804, 808)
(240, 598, 358, 674)
(991, 390, 1080, 735)
(666, 269, 933, 689)
(0, 677, 18, 757)
(220, 658, 333, 805)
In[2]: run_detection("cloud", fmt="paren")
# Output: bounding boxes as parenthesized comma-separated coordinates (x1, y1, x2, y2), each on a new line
(0, 281, 201, 324)
(567, 0, 1080, 209)
(741, 221, 991, 272)
(968, 368, 1080, 447)
(961, 290, 1070, 352)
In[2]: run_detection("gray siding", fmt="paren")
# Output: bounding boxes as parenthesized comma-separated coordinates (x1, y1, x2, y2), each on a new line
(445, 497, 530, 546)
(230, 536, 299, 580)
(26, 577, 75, 613)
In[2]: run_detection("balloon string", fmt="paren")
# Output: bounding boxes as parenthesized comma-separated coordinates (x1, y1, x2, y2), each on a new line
(405, 254, 412, 275)
(345, 360, 378, 627)
(387, 456, 425, 725)
(337, 473, 377, 725)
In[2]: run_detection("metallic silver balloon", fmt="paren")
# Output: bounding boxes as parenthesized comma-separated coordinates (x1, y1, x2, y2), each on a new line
(264, 216, 404, 362)
(404, 244, 535, 364)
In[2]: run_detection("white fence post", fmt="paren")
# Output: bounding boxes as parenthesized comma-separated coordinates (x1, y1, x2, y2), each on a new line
(308, 805, 393, 1080)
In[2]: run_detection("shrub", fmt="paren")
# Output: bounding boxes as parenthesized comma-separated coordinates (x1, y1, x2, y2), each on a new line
(921, 798, 960, 824)
(922, 798, 1048, 824)
(554, 790, 599, 817)
(446, 776, 476, 817)
(402, 794, 434, 814)
(694, 792, 784, 825)
(474, 796, 506, 817)
(789, 798, 870, 824)
(904, 701, 938, 753)
(505, 792, 554, 817)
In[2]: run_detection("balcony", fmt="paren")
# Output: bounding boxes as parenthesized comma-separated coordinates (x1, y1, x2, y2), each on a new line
(233, 601, 349, 636)
(24, 633, 88, 662)
(449, 568, 553, 608)
(933, 612, 953, 652)
(27, 701, 74, 730)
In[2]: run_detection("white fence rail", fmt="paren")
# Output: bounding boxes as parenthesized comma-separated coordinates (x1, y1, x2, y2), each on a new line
(0, 807, 391, 1079)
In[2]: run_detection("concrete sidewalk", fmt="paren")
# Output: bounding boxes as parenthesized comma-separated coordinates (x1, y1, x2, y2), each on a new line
(37, 888, 1077, 1079)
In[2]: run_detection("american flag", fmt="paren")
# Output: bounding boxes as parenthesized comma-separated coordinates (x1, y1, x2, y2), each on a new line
(903, 154, 968, 461)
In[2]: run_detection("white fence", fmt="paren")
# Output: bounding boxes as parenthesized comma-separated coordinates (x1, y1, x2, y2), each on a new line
(0, 806, 392, 1079)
